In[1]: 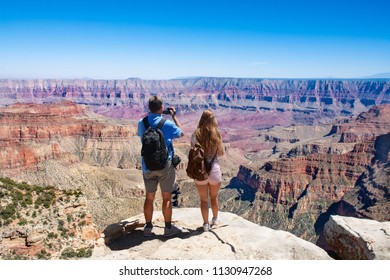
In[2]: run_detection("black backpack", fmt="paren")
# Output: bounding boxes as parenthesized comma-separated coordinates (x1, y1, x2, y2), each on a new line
(141, 117, 168, 170)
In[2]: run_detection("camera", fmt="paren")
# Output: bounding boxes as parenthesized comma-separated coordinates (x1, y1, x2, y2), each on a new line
(172, 154, 181, 169)
(163, 107, 175, 116)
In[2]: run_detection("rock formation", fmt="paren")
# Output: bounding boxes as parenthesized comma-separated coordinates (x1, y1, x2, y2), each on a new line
(322, 215, 390, 260)
(0, 78, 389, 256)
(92, 208, 332, 260)
(0, 101, 245, 231)
(334, 134, 390, 222)
(0, 100, 137, 170)
(0, 101, 145, 230)
(0, 78, 389, 123)
(214, 104, 390, 242)
(0, 178, 98, 259)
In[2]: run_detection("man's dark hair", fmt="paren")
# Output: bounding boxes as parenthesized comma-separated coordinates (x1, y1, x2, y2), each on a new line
(148, 96, 163, 113)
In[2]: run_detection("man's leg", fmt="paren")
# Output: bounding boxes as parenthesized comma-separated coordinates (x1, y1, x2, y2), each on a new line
(159, 161, 175, 225)
(159, 161, 181, 236)
(144, 191, 156, 224)
(161, 191, 172, 225)
(143, 171, 159, 236)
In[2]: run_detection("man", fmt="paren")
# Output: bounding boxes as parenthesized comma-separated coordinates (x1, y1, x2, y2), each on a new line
(137, 96, 184, 237)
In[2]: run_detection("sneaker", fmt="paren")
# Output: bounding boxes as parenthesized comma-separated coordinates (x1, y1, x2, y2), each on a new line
(143, 225, 153, 237)
(163, 225, 182, 237)
(203, 223, 210, 232)
(211, 217, 219, 227)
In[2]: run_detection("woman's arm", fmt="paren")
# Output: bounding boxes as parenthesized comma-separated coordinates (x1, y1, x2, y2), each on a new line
(190, 132, 196, 147)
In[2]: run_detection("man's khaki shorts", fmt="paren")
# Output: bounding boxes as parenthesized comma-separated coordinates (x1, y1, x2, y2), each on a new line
(143, 160, 176, 193)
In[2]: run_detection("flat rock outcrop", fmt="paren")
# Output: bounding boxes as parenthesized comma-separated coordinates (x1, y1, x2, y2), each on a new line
(323, 215, 390, 260)
(92, 208, 332, 260)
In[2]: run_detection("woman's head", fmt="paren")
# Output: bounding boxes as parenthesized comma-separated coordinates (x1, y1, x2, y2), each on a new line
(196, 110, 221, 154)
(197, 110, 217, 129)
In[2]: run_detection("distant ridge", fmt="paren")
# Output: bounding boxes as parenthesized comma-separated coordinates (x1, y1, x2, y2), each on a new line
(360, 72, 390, 79)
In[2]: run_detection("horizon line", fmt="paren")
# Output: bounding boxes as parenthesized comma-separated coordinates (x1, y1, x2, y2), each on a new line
(1, 75, 390, 81)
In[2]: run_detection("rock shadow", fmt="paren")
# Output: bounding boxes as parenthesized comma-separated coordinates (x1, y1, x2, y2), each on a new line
(102, 220, 142, 245)
(314, 201, 358, 260)
(225, 177, 256, 203)
(106, 225, 204, 251)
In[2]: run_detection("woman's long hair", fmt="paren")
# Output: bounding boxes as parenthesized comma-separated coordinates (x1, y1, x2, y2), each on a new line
(195, 110, 221, 155)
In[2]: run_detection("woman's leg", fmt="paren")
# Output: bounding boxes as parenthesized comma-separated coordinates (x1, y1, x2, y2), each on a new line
(196, 183, 209, 225)
(209, 182, 220, 220)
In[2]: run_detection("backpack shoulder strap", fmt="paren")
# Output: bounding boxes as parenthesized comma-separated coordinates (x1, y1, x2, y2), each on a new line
(143, 117, 166, 130)
(142, 116, 150, 130)
(156, 118, 166, 130)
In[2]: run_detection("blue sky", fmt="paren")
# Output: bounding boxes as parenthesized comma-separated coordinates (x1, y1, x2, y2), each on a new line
(1, 0, 389, 79)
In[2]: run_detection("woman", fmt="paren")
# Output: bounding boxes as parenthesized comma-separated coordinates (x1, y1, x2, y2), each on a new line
(191, 110, 224, 231)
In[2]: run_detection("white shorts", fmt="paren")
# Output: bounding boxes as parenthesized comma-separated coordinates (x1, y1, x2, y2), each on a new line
(194, 159, 222, 186)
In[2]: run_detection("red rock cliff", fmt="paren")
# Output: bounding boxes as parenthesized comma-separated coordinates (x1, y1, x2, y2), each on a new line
(0, 101, 136, 170)
(237, 105, 390, 204)
(1, 78, 389, 120)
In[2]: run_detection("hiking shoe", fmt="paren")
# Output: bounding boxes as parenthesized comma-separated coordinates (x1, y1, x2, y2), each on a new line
(203, 223, 210, 232)
(143, 225, 153, 237)
(163, 225, 182, 237)
(211, 217, 219, 227)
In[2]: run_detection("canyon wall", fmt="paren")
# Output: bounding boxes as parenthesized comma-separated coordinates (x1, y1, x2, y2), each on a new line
(0, 101, 145, 230)
(1, 78, 389, 246)
(228, 104, 390, 242)
(0, 101, 138, 170)
(1, 78, 389, 121)
(0, 101, 245, 230)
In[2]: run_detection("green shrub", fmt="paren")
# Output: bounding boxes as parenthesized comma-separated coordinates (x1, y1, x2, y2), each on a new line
(1, 204, 16, 220)
(18, 218, 28, 225)
(24, 195, 33, 205)
(13, 191, 23, 201)
(36, 249, 51, 260)
(48, 232, 58, 239)
(60, 247, 92, 259)
(19, 200, 27, 208)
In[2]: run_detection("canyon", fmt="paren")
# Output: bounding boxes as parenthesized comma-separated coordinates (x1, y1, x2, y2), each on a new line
(1, 78, 389, 128)
(0, 77, 389, 259)
(212, 104, 390, 244)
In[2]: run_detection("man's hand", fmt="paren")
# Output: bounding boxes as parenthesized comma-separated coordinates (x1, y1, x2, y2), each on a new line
(168, 107, 176, 116)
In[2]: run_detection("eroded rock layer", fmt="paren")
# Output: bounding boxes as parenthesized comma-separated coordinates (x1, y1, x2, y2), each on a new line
(228, 105, 390, 241)
(1, 78, 389, 120)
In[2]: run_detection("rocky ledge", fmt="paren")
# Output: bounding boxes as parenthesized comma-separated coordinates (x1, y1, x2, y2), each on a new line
(92, 208, 332, 260)
(0, 177, 99, 260)
(322, 215, 390, 260)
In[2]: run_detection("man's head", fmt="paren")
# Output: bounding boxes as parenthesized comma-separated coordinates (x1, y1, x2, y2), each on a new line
(148, 96, 163, 113)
